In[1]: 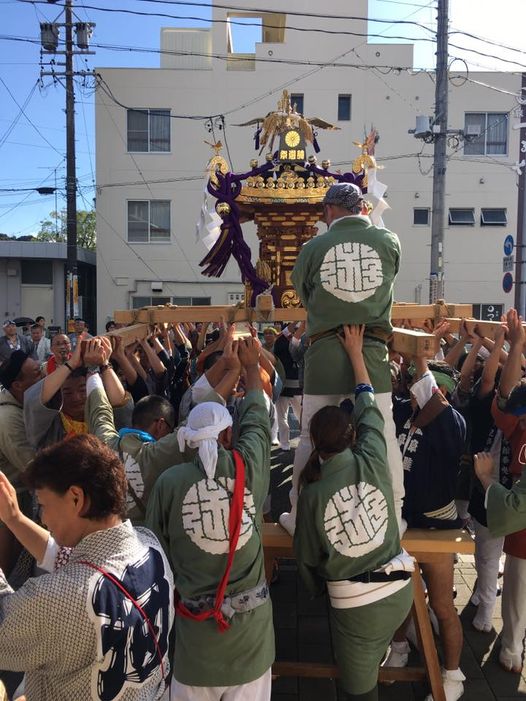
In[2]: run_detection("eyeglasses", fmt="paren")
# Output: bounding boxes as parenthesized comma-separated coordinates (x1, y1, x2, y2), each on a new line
(158, 417, 174, 432)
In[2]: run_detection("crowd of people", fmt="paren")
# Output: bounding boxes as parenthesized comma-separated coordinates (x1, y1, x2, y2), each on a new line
(0, 182, 525, 701)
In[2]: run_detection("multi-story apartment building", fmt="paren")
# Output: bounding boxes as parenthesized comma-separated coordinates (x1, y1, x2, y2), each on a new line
(95, 0, 521, 330)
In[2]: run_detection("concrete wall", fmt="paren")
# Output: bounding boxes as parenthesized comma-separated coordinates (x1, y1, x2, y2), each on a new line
(95, 0, 520, 330)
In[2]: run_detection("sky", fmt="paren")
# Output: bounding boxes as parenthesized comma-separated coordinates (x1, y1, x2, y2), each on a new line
(0, 0, 525, 237)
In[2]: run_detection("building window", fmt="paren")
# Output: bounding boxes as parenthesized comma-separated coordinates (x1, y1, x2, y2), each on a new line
(338, 94, 352, 121)
(172, 296, 211, 305)
(128, 201, 171, 243)
(448, 208, 475, 226)
(413, 208, 430, 226)
(464, 112, 508, 156)
(227, 292, 245, 305)
(132, 296, 170, 308)
(127, 109, 170, 152)
(481, 208, 507, 226)
(21, 260, 53, 285)
(291, 93, 304, 115)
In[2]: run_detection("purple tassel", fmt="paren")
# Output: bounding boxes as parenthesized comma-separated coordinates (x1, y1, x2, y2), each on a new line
(254, 127, 261, 151)
(313, 131, 320, 153)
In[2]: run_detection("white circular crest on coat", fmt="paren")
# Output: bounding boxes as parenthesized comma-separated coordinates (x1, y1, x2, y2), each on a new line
(182, 478, 255, 555)
(320, 242, 383, 303)
(324, 482, 389, 557)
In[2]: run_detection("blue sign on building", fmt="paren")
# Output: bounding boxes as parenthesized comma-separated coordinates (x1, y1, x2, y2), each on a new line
(504, 235, 514, 256)
(503, 272, 514, 294)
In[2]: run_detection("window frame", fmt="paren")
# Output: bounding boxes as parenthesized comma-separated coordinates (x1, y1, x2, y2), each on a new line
(172, 296, 211, 306)
(21, 259, 53, 285)
(290, 93, 304, 115)
(132, 296, 171, 308)
(480, 208, 507, 226)
(127, 108, 171, 154)
(448, 208, 475, 226)
(463, 112, 508, 157)
(337, 94, 352, 122)
(413, 208, 430, 226)
(127, 199, 171, 244)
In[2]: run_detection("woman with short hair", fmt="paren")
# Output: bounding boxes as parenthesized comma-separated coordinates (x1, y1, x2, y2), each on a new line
(0, 433, 173, 701)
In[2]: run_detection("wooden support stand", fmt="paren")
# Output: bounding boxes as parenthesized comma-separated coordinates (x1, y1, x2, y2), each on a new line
(262, 523, 474, 701)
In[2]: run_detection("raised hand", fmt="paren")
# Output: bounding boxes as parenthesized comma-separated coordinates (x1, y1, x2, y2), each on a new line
(222, 336, 241, 372)
(238, 337, 260, 367)
(0, 472, 21, 528)
(338, 324, 365, 358)
(69, 331, 87, 369)
(506, 308, 525, 348)
(82, 338, 108, 367)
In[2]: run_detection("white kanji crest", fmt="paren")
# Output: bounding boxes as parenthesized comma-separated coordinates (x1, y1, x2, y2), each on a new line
(182, 478, 256, 555)
(320, 242, 383, 303)
(324, 481, 388, 558)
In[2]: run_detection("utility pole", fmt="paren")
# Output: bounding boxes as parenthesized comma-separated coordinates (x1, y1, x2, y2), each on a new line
(65, 0, 77, 324)
(429, 0, 449, 303)
(40, 2, 94, 329)
(514, 72, 526, 316)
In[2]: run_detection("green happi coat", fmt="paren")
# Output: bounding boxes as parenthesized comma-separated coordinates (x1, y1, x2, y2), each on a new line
(487, 466, 526, 541)
(146, 390, 275, 687)
(86, 382, 224, 524)
(291, 215, 400, 395)
(294, 392, 412, 695)
(294, 392, 401, 593)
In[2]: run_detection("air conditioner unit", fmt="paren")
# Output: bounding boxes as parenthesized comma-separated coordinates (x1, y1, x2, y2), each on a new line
(151, 281, 164, 293)
(466, 125, 481, 136)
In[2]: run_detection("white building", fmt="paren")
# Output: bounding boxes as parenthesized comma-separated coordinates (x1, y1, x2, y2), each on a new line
(95, 0, 521, 330)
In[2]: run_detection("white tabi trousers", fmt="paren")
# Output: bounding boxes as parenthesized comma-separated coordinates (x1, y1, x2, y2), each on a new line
(472, 518, 504, 614)
(285, 392, 405, 534)
(169, 668, 272, 701)
(501, 555, 526, 662)
(275, 394, 302, 447)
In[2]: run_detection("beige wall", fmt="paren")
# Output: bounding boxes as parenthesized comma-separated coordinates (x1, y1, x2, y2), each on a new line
(95, 0, 520, 330)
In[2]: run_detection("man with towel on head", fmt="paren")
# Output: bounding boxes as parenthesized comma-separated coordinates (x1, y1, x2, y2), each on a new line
(280, 182, 404, 536)
(146, 335, 274, 701)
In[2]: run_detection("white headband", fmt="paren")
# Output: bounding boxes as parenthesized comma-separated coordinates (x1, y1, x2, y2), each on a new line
(177, 402, 233, 479)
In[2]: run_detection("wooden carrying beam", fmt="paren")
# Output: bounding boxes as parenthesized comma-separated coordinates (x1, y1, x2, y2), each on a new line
(105, 324, 149, 346)
(444, 318, 511, 340)
(391, 327, 437, 358)
(113, 308, 437, 355)
(391, 302, 473, 321)
(114, 302, 474, 326)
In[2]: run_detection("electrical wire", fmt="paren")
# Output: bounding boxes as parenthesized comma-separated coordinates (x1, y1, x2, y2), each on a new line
(19, 0, 526, 72)
(96, 89, 216, 295)
(19, 0, 439, 32)
(0, 81, 37, 149)
(0, 76, 64, 157)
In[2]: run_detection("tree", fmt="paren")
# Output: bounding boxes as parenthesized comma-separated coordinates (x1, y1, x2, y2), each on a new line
(35, 209, 96, 250)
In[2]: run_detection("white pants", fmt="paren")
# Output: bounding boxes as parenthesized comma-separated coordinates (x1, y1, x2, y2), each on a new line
(169, 668, 272, 701)
(501, 554, 526, 660)
(289, 392, 405, 532)
(275, 394, 302, 447)
(473, 518, 504, 610)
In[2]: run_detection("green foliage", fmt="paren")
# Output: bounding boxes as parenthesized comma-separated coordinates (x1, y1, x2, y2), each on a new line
(35, 209, 96, 250)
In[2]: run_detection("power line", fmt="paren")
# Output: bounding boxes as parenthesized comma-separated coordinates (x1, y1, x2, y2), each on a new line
(0, 76, 64, 157)
(0, 82, 37, 149)
(96, 89, 215, 295)
(20, 0, 438, 32)
(6, 26, 526, 73)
